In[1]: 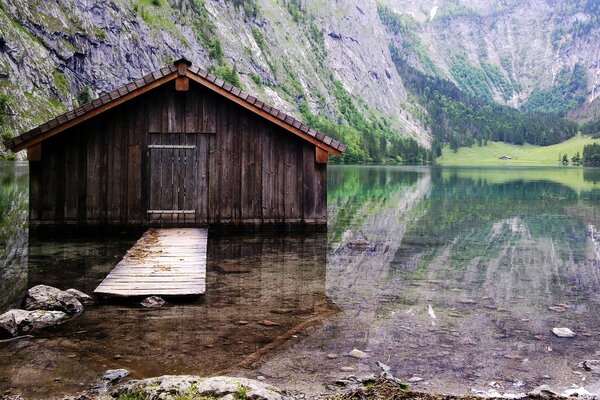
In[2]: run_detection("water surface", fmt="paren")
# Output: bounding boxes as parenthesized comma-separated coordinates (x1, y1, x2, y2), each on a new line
(2, 163, 600, 397)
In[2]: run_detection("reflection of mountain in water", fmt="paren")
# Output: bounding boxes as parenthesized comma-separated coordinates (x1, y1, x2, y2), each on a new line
(326, 166, 432, 309)
(395, 170, 600, 310)
(258, 166, 600, 396)
(0, 162, 28, 311)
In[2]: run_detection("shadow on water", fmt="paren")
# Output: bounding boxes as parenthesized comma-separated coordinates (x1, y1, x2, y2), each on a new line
(3, 164, 600, 397)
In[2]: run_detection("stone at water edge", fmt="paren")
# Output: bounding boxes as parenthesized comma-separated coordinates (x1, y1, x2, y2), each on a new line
(0, 309, 71, 338)
(114, 375, 283, 400)
(140, 296, 166, 308)
(348, 349, 368, 359)
(66, 288, 95, 306)
(408, 376, 424, 383)
(102, 369, 130, 383)
(22, 285, 84, 315)
(327, 353, 338, 359)
(0, 309, 34, 338)
(552, 327, 576, 338)
(28, 310, 69, 329)
(340, 366, 355, 372)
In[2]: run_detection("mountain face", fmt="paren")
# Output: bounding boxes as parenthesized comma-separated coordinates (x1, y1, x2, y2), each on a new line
(0, 0, 599, 159)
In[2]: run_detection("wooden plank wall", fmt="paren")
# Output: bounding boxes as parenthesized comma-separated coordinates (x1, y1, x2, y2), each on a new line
(29, 82, 327, 227)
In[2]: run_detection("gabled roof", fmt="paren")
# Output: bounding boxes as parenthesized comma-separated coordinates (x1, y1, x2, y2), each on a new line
(3, 59, 347, 155)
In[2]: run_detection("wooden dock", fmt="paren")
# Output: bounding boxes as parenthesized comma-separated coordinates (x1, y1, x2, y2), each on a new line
(94, 228, 207, 297)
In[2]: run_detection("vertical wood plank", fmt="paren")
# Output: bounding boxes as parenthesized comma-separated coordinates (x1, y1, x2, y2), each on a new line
(253, 119, 263, 221)
(63, 133, 79, 221)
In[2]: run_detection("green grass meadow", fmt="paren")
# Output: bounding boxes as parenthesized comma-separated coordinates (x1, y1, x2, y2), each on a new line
(437, 135, 600, 166)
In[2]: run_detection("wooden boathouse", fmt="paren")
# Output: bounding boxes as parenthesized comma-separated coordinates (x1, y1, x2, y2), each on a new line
(3, 59, 346, 228)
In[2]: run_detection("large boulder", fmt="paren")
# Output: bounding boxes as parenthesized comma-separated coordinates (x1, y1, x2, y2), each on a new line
(0, 309, 33, 338)
(114, 375, 285, 400)
(0, 309, 71, 338)
(22, 285, 84, 315)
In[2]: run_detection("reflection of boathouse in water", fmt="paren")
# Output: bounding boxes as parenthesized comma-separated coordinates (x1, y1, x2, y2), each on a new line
(3, 58, 346, 228)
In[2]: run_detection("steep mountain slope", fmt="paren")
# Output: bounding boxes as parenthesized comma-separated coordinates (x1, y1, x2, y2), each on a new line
(0, 0, 599, 160)
(381, 0, 600, 113)
(0, 0, 431, 161)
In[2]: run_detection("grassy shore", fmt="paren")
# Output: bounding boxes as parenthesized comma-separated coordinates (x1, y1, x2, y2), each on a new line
(437, 135, 600, 166)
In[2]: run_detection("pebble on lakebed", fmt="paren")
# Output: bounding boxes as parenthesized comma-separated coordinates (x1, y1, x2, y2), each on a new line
(552, 327, 576, 338)
(348, 349, 368, 359)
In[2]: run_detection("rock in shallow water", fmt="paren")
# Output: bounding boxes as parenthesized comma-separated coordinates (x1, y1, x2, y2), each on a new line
(140, 296, 166, 308)
(348, 349, 367, 359)
(22, 285, 83, 315)
(0, 309, 70, 338)
(0, 309, 33, 338)
(28, 310, 69, 329)
(114, 375, 284, 400)
(102, 369, 130, 384)
(552, 327, 576, 338)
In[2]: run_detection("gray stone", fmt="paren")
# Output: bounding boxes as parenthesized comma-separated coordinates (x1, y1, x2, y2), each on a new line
(408, 376, 424, 383)
(22, 285, 83, 315)
(66, 288, 95, 306)
(0, 310, 18, 338)
(348, 349, 367, 359)
(552, 327, 576, 338)
(102, 369, 130, 384)
(0, 309, 34, 338)
(140, 296, 166, 308)
(28, 310, 69, 329)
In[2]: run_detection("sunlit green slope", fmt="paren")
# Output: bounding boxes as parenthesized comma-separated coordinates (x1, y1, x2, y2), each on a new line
(437, 135, 600, 166)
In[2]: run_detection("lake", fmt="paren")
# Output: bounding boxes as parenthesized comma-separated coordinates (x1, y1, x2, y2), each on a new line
(1, 162, 600, 398)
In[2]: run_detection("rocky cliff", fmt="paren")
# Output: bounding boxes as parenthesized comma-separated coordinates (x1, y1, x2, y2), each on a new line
(0, 0, 599, 154)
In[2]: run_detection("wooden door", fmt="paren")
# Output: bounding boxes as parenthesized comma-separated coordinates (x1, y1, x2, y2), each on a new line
(147, 133, 208, 225)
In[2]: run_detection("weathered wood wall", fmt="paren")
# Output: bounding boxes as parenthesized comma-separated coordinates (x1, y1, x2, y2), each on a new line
(29, 82, 327, 227)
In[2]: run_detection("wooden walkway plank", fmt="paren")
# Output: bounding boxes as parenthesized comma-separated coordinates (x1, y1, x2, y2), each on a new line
(94, 228, 207, 296)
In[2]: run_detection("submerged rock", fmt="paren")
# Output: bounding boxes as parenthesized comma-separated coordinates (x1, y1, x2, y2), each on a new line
(22, 285, 83, 315)
(114, 375, 284, 400)
(102, 369, 130, 384)
(552, 327, 576, 338)
(66, 288, 95, 306)
(140, 296, 166, 308)
(348, 349, 368, 359)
